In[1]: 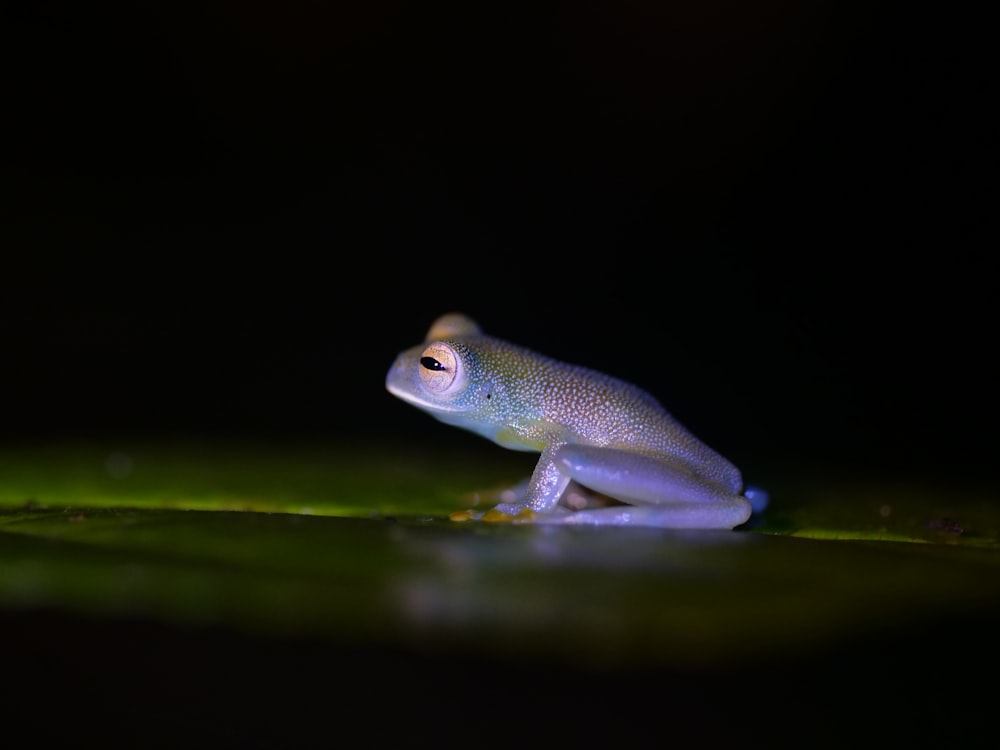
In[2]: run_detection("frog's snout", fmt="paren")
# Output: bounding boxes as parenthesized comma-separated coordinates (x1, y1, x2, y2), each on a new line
(385, 353, 412, 396)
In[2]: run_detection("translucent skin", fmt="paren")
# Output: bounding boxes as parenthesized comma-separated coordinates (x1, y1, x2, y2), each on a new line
(386, 313, 757, 529)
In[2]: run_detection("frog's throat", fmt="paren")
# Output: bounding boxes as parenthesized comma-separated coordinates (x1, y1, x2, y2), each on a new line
(495, 428, 546, 452)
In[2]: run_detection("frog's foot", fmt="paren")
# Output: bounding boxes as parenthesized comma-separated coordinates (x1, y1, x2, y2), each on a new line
(451, 503, 746, 528)
(449, 506, 567, 524)
(477, 502, 573, 524)
(449, 479, 542, 523)
(455, 478, 531, 515)
(528, 504, 750, 528)
(491, 478, 615, 513)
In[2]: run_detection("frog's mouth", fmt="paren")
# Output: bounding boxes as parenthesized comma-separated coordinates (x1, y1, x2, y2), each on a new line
(385, 377, 465, 414)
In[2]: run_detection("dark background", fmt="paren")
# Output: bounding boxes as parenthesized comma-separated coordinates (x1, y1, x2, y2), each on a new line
(3, 1, 993, 482)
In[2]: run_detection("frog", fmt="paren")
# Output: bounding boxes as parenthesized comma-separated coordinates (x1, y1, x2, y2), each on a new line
(385, 312, 766, 529)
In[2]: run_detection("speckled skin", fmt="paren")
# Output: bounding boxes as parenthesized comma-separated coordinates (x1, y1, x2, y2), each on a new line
(386, 313, 756, 529)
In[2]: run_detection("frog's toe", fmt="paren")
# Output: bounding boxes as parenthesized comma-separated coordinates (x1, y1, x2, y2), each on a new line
(491, 501, 527, 517)
(448, 506, 532, 523)
(482, 507, 538, 523)
(744, 486, 769, 513)
(449, 509, 484, 522)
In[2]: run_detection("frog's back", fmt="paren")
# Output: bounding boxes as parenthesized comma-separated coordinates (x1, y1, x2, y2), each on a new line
(480, 338, 743, 493)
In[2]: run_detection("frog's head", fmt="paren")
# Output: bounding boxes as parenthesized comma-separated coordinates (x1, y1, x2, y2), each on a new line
(386, 314, 493, 430)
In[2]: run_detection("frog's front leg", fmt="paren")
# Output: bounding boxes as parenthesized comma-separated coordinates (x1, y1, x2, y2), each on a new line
(492, 442, 573, 518)
(549, 444, 753, 529)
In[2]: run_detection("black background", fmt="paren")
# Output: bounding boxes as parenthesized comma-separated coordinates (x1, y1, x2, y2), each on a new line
(3, 1, 994, 481)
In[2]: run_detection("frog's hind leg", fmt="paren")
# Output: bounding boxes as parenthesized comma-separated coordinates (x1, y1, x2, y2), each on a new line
(553, 444, 753, 530)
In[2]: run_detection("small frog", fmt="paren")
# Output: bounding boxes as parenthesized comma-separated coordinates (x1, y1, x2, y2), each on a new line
(386, 313, 766, 529)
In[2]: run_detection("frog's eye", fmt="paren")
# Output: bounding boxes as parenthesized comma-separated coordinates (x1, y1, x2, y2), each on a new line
(417, 342, 467, 397)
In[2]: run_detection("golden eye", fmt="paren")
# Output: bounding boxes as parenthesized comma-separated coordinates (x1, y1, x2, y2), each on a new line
(417, 342, 466, 396)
